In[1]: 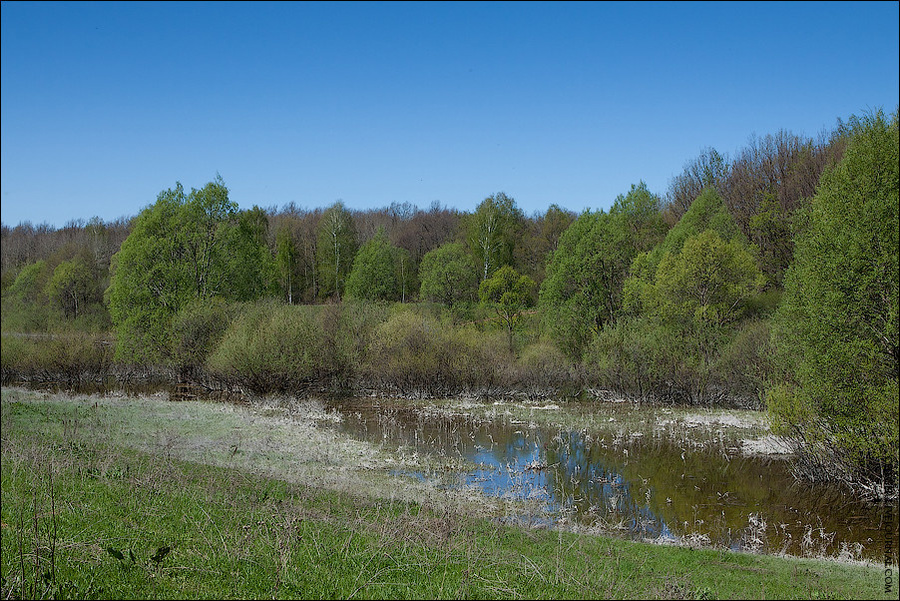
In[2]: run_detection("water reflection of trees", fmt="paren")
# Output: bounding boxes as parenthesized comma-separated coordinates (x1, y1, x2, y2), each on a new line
(330, 400, 897, 563)
(543, 429, 897, 560)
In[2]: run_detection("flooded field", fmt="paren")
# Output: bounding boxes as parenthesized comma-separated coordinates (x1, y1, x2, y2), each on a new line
(5, 384, 897, 565)
(325, 396, 898, 565)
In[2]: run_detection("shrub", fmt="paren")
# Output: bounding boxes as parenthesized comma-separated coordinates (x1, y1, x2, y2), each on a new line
(510, 341, 575, 395)
(206, 303, 331, 394)
(170, 297, 235, 378)
(712, 319, 771, 408)
(363, 309, 513, 396)
(585, 317, 744, 405)
(1, 332, 112, 386)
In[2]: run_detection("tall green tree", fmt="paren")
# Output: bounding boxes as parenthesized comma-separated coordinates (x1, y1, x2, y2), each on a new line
(539, 210, 608, 358)
(316, 201, 358, 300)
(540, 183, 667, 360)
(767, 110, 899, 495)
(464, 192, 523, 282)
(107, 178, 273, 363)
(418, 242, 478, 308)
(588, 185, 763, 403)
(610, 181, 669, 254)
(44, 255, 98, 320)
(2, 260, 51, 331)
(623, 187, 746, 317)
(7, 260, 50, 306)
(345, 228, 412, 302)
(173, 177, 238, 299)
(652, 230, 764, 329)
(479, 265, 535, 351)
(225, 206, 277, 300)
(649, 230, 764, 372)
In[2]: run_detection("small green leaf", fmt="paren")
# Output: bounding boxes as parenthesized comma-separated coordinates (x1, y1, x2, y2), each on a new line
(128, 549, 136, 563)
(106, 547, 124, 561)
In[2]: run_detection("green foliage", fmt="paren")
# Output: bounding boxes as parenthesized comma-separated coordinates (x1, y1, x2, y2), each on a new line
(1, 332, 112, 385)
(768, 110, 899, 493)
(540, 182, 668, 360)
(513, 340, 574, 392)
(7, 260, 50, 304)
(327, 299, 393, 378)
(316, 201, 358, 300)
(43, 256, 98, 320)
(106, 178, 273, 364)
(713, 319, 772, 405)
(224, 206, 277, 301)
(418, 242, 478, 307)
(609, 181, 670, 253)
(169, 297, 235, 378)
(586, 317, 699, 403)
(364, 310, 450, 394)
(539, 210, 604, 359)
(586, 313, 764, 406)
(364, 308, 512, 394)
(652, 230, 764, 328)
(2, 261, 52, 332)
(588, 186, 764, 405)
(747, 191, 793, 285)
(464, 192, 523, 282)
(345, 228, 413, 302)
(623, 187, 747, 317)
(275, 224, 299, 303)
(478, 265, 535, 351)
(206, 302, 333, 393)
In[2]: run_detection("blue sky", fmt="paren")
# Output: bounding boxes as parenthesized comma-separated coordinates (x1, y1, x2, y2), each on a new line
(2, 1, 898, 228)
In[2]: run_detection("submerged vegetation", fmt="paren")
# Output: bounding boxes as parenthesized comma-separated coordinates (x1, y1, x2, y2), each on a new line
(2, 109, 898, 502)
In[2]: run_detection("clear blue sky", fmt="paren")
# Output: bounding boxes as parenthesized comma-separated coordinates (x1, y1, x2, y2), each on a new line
(2, 1, 898, 228)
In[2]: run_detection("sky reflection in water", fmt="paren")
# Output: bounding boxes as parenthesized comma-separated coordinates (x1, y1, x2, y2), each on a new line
(329, 399, 898, 564)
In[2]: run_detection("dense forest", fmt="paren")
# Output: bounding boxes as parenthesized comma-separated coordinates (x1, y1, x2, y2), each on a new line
(2, 109, 897, 499)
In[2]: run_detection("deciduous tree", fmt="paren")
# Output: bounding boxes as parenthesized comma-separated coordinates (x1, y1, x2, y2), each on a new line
(44, 255, 97, 319)
(479, 264, 535, 351)
(464, 192, 523, 282)
(768, 110, 899, 496)
(346, 228, 413, 302)
(418, 242, 477, 308)
(107, 177, 273, 363)
(540, 183, 667, 360)
(316, 201, 358, 300)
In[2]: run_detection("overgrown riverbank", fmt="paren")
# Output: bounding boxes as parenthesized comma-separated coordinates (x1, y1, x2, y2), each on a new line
(2, 387, 896, 599)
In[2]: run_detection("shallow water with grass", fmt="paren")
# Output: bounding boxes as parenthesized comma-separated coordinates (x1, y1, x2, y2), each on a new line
(2, 386, 897, 599)
(326, 396, 898, 565)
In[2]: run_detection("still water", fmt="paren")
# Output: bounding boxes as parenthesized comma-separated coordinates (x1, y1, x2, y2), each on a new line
(326, 397, 898, 565)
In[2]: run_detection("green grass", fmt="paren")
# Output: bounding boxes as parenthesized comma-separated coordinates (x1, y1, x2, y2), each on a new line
(1, 387, 894, 599)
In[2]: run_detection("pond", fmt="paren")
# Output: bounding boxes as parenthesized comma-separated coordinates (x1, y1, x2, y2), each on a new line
(325, 396, 898, 565)
(11, 382, 898, 565)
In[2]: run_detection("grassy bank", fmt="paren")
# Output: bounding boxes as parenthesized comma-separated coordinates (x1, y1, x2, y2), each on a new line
(1, 388, 894, 599)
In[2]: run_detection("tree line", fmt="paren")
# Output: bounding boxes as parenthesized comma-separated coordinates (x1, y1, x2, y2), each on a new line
(2, 109, 897, 499)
